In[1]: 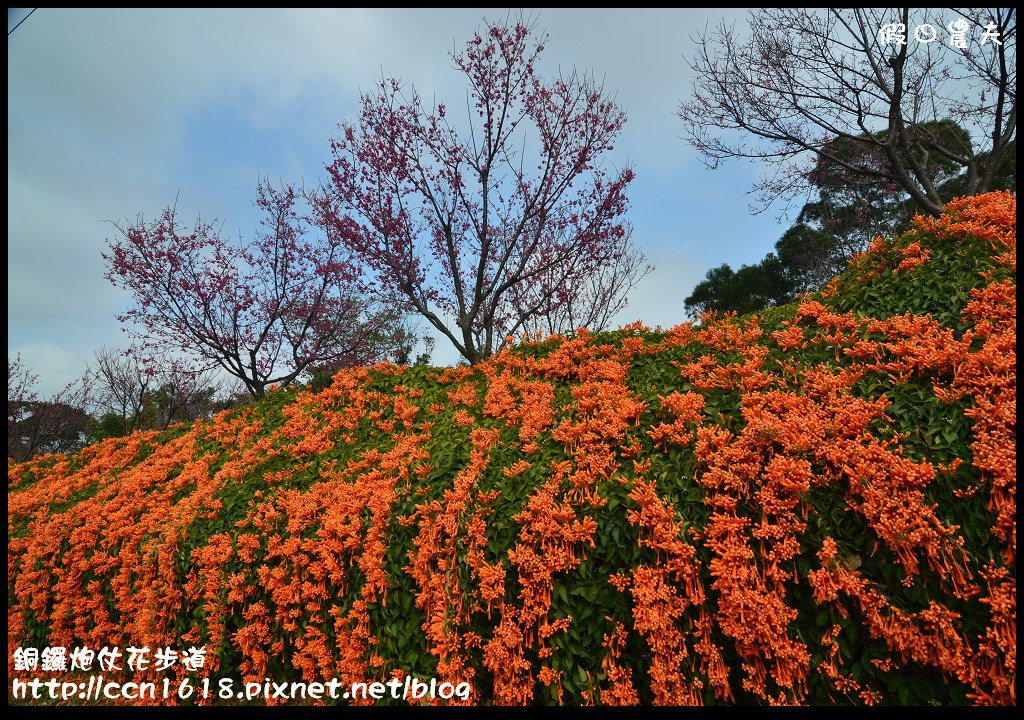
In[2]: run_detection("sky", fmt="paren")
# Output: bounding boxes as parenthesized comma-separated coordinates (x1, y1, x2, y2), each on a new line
(8, 8, 793, 395)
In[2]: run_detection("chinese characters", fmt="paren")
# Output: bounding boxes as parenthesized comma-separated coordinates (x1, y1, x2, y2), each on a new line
(879, 18, 1002, 46)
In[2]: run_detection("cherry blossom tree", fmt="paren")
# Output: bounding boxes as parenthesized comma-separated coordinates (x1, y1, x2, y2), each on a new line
(104, 179, 409, 398)
(318, 18, 645, 364)
(677, 8, 1016, 216)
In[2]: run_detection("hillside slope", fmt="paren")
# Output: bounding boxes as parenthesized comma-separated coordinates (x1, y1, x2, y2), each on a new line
(8, 192, 1016, 706)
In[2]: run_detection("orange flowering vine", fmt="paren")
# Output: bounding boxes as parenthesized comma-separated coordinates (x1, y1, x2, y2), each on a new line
(7, 193, 1015, 706)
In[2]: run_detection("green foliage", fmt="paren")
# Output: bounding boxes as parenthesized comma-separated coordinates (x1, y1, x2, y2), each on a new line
(684, 257, 793, 318)
(85, 411, 130, 443)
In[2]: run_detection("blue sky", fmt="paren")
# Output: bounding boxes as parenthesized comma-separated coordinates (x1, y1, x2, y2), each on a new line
(8, 8, 792, 394)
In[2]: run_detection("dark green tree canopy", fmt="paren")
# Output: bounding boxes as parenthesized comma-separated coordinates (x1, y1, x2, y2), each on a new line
(685, 120, 1016, 319)
(678, 8, 1016, 217)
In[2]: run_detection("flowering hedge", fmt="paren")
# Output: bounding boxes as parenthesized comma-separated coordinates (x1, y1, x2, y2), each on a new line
(8, 192, 1016, 705)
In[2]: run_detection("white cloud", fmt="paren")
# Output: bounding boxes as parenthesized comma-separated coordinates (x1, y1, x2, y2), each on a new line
(8, 341, 91, 398)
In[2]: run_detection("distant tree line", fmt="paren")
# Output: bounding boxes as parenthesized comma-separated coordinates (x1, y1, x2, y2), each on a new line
(7, 349, 244, 462)
(7, 339, 443, 462)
